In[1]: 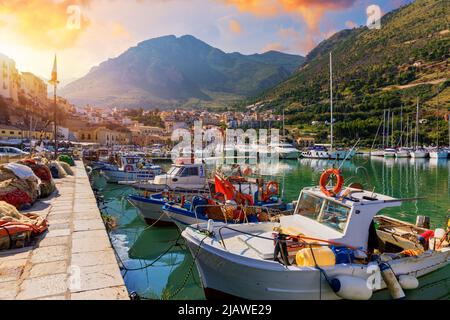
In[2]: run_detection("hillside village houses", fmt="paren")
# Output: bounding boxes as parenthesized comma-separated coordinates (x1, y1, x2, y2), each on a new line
(1, 52, 300, 147)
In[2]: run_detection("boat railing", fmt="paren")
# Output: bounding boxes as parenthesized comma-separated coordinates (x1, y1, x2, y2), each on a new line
(191, 204, 283, 229)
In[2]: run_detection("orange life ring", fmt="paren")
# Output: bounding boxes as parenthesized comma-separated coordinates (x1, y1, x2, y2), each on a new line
(262, 181, 279, 201)
(320, 168, 344, 197)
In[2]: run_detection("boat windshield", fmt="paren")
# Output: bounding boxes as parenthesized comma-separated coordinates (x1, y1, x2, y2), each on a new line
(296, 192, 323, 219)
(297, 192, 350, 233)
(167, 166, 182, 175)
(317, 201, 350, 233)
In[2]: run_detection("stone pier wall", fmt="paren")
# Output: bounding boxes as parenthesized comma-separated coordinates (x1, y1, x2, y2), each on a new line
(0, 161, 129, 300)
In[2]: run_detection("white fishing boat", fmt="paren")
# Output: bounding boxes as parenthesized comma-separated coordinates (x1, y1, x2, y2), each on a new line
(127, 193, 173, 225)
(131, 161, 208, 192)
(101, 154, 162, 183)
(182, 171, 450, 300)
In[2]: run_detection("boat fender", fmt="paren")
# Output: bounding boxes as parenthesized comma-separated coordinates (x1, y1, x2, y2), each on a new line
(330, 275, 373, 300)
(379, 263, 405, 300)
(398, 275, 419, 290)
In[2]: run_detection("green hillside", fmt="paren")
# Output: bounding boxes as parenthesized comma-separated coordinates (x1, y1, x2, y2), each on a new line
(245, 0, 449, 146)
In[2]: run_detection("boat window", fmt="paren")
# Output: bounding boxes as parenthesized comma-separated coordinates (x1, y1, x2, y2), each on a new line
(167, 166, 181, 175)
(296, 192, 324, 220)
(318, 201, 350, 233)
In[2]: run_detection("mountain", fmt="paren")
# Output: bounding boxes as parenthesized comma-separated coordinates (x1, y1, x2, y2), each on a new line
(250, 0, 449, 146)
(61, 35, 304, 108)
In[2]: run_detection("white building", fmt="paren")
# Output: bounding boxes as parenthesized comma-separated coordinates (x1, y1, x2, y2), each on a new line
(0, 53, 19, 102)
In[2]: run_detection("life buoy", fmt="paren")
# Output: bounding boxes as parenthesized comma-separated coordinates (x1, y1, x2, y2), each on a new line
(262, 181, 279, 202)
(124, 165, 133, 172)
(320, 168, 344, 197)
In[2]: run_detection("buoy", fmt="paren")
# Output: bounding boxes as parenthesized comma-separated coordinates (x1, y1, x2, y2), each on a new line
(379, 263, 405, 300)
(398, 275, 419, 290)
(330, 275, 373, 300)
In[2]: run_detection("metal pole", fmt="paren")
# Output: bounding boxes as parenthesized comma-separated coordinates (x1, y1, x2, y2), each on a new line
(54, 83, 57, 159)
(329, 52, 333, 152)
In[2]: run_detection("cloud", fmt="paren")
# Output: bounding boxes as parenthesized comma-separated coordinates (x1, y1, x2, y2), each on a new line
(111, 22, 132, 38)
(222, 0, 356, 31)
(277, 27, 315, 54)
(262, 42, 287, 52)
(228, 18, 242, 33)
(345, 20, 357, 29)
(0, 0, 90, 50)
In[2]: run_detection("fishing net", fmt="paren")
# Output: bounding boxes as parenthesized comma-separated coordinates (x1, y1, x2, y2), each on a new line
(0, 201, 48, 250)
(49, 161, 67, 179)
(58, 154, 75, 166)
(59, 161, 74, 176)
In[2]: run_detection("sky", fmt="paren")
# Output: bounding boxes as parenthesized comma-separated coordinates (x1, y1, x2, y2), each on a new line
(0, 0, 413, 81)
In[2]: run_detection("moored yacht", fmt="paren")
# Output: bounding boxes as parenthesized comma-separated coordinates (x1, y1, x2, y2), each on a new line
(269, 142, 300, 159)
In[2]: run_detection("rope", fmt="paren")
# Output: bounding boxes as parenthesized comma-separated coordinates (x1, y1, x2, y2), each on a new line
(110, 230, 182, 272)
(165, 235, 208, 299)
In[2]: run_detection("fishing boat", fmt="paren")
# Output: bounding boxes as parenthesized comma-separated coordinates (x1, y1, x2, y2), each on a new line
(131, 161, 209, 192)
(101, 154, 162, 183)
(127, 193, 174, 225)
(163, 174, 289, 230)
(182, 169, 450, 300)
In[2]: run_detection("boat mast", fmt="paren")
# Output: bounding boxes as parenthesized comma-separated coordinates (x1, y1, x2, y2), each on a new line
(382, 109, 386, 149)
(329, 52, 333, 152)
(386, 109, 390, 149)
(415, 97, 419, 150)
(391, 111, 394, 148)
(399, 105, 403, 148)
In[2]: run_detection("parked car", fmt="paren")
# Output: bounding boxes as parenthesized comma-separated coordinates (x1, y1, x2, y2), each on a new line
(0, 147, 29, 157)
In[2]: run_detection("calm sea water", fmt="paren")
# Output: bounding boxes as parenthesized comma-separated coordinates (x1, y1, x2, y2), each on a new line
(91, 156, 450, 300)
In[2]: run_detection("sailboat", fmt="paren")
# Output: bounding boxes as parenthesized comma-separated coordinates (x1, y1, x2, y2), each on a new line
(384, 110, 396, 158)
(302, 52, 354, 160)
(396, 105, 410, 158)
(429, 88, 447, 159)
(411, 98, 428, 158)
(369, 110, 386, 157)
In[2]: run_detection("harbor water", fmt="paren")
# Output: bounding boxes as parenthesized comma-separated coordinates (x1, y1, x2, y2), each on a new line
(90, 156, 450, 300)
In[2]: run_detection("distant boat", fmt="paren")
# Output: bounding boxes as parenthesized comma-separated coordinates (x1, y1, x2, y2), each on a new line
(269, 142, 300, 159)
(100, 154, 162, 183)
(302, 52, 354, 161)
(383, 148, 397, 158)
(411, 98, 429, 158)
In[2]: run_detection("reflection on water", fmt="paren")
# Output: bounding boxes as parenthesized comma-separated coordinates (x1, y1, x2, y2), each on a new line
(92, 156, 450, 300)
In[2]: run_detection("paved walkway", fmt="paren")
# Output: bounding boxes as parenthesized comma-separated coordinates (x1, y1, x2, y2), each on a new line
(0, 161, 129, 300)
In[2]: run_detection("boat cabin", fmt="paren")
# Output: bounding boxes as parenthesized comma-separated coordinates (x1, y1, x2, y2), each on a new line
(153, 162, 206, 188)
(118, 155, 156, 172)
(281, 186, 402, 250)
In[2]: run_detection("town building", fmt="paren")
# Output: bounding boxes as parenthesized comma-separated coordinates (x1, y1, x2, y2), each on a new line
(20, 72, 48, 104)
(0, 53, 19, 103)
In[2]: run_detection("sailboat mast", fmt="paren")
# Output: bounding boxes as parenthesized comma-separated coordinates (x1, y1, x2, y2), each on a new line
(329, 52, 334, 152)
(382, 109, 386, 149)
(387, 109, 390, 148)
(391, 111, 394, 148)
(415, 97, 419, 150)
(400, 104, 403, 148)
